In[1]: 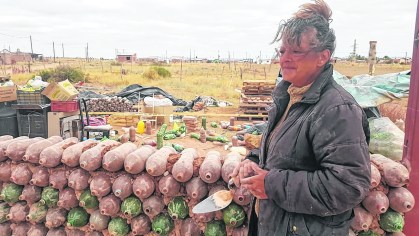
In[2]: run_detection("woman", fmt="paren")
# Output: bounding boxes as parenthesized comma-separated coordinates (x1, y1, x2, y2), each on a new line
(232, 1, 371, 235)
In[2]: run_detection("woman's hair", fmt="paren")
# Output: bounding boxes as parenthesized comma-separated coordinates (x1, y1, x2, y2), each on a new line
(272, 0, 336, 55)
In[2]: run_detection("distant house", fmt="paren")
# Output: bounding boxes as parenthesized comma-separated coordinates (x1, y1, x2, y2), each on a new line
(0, 49, 39, 65)
(138, 57, 158, 63)
(116, 53, 137, 63)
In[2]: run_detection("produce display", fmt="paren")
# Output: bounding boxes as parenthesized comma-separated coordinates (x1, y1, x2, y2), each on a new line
(350, 154, 413, 236)
(0, 135, 250, 236)
(86, 97, 135, 112)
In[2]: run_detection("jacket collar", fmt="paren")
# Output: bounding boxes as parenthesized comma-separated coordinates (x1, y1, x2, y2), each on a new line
(273, 63, 334, 105)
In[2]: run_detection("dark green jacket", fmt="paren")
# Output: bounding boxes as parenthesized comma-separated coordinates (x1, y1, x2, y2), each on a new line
(250, 64, 371, 235)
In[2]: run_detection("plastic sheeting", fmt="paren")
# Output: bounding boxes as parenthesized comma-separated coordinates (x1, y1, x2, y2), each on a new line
(277, 70, 410, 108)
(333, 70, 410, 108)
(113, 84, 187, 106)
(78, 84, 187, 106)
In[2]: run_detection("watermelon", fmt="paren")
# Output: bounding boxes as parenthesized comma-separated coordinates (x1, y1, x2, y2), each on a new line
(222, 203, 245, 227)
(152, 214, 174, 235)
(108, 217, 130, 236)
(379, 209, 405, 233)
(168, 196, 189, 220)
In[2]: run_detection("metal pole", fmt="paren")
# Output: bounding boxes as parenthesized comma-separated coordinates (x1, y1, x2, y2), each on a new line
(53, 41, 56, 63)
(403, 1, 419, 235)
(30, 35, 33, 61)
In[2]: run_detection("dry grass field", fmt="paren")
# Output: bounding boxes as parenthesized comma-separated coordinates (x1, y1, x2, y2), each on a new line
(6, 59, 411, 109)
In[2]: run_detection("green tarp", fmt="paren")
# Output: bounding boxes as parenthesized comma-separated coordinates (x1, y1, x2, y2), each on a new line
(333, 70, 410, 108)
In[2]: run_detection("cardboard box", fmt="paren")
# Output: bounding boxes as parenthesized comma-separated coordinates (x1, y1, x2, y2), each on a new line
(42, 79, 79, 101)
(0, 85, 17, 102)
(48, 111, 80, 138)
(144, 105, 173, 124)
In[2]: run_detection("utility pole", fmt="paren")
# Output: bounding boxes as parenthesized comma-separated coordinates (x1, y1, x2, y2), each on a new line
(189, 49, 191, 63)
(62, 43, 64, 58)
(29, 35, 33, 61)
(86, 43, 89, 62)
(53, 42, 56, 63)
(351, 39, 357, 62)
(228, 51, 231, 70)
(368, 41, 377, 75)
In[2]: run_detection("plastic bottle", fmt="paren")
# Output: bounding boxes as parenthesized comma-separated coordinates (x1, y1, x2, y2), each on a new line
(136, 120, 145, 134)
(232, 136, 239, 147)
(199, 127, 207, 143)
(230, 117, 235, 126)
(145, 121, 152, 135)
(202, 116, 207, 130)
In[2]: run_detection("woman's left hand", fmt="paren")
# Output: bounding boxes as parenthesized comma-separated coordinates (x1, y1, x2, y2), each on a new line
(240, 161, 269, 199)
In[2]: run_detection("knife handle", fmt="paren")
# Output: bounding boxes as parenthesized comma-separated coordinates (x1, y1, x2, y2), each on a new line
(228, 176, 238, 189)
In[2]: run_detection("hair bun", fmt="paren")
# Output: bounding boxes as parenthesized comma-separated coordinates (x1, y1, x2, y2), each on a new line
(294, 0, 332, 22)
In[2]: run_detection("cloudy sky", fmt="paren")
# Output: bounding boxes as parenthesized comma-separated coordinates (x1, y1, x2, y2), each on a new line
(0, 0, 416, 60)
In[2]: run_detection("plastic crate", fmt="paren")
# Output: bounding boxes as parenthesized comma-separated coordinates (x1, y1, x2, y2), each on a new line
(17, 89, 50, 105)
(51, 100, 79, 112)
(17, 109, 49, 138)
(0, 108, 18, 137)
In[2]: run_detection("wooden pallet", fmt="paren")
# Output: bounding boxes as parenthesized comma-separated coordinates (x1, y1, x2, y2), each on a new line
(242, 88, 275, 95)
(240, 94, 273, 104)
(238, 104, 269, 115)
(242, 80, 276, 87)
(236, 115, 268, 121)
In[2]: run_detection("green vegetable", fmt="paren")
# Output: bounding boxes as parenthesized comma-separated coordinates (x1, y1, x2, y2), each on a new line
(67, 207, 89, 227)
(379, 209, 405, 232)
(190, 133, 200, 140)
(164, 130, 177, 135)
(79, 190, 99, 210)
(108, 217, 130, 236)
(205, 220, 226, 236)
(168, 196, 189, 220)
(40, 187, 59, 207)
(370, 132, 394, 141)
(163, 133, 177, 140)
(121, 196, 142, 218)
(159, 124, 168, 135)
(157, 133, 164, 149)
(0, 183, 23, 203)
(172, 143, 184, 152)
(358, 230, 380, 236)
(0, 202, 11, 223)
(211, 122, 218, 128)
(152, 214, 174, 235)
(202, 116, 207, 130)
(27, 201, 48, 223)
(179, 124, 186, 134)
(206, 136, 229, 143)
(222, 203, 245, 228)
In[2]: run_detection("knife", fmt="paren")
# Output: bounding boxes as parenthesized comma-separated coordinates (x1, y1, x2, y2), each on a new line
(192, 177, 237, 214)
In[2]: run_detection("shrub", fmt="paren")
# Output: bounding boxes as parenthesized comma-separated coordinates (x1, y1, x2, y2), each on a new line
(152, 67, 171, 78)
(143, 69, 159, 80)
(52, 65, 85, 83)
(38, 66, 85, 83)
(37, 70, 53, 81)
(111, 61, 122, 66)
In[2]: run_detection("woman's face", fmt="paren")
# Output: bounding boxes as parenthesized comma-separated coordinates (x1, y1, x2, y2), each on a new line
(279, 32, 329, 87)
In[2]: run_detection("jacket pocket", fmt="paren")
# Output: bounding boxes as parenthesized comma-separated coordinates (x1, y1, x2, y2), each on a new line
(303, 210, 354, 236)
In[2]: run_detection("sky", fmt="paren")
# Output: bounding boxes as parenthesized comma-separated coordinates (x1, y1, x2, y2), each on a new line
(0, 0, 417, 60)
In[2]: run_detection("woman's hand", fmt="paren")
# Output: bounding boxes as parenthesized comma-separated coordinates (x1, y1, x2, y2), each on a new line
(240, 162, 269, 199)
(230, 159, 255, 188)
